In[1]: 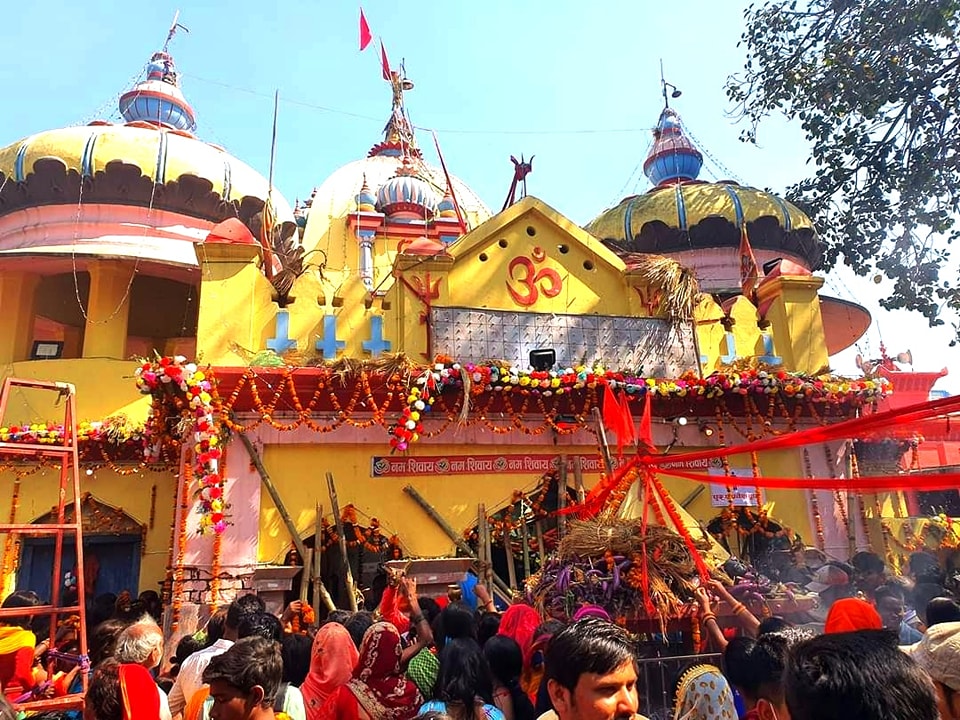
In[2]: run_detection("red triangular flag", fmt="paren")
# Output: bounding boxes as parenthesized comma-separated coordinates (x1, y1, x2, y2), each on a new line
(359, 9, 373, 51)
(602, 384, 625, 455)
(739, 223, 760, 298)
(618, 392, 636, 447)
(637, 391, 655, 453)
(379, 40, 392, 81)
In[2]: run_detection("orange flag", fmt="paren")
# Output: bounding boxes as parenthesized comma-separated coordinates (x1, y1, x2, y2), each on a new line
(602, 384, 625, 455)
(739, 223, 760, 298)
(618, 392, 636, 447)
(637, 391, 655, 453)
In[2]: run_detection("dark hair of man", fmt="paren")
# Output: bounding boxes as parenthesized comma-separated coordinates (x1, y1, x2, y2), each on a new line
(238, 611, 283, 643)
(785, 629, 938, 720)
(874, 584, 905, 604)
(544, 618, 636, 692)
(225, 593, 266, 631)
(914, 583, 947, 624)
(202, 636, 282, 705)
(476, 612, 501, 648)
(723, 630, 811, 705)
(205, 609, 227, 646)
(85, 658, 123, 720)
(757, 616, 792, 635)
(281, 633, 312, 686)
(484, 635, 536, 720)
(925, 596, 960, 627)
(344, 611, 374, 650)
(436, 637, 495, 712)
(324, 609, 352, 626)
(89, 618, 132, 668)
(851, 551, 884, 575)
(909, 552, 941, 583)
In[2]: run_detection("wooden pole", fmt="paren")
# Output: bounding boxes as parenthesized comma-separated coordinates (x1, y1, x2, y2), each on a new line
(573, 456, 585, 505)
(520, 508, 531, 580)
(557, 457, 568, 538)
(312, 503, 334, 616)
(404, 485, 513, 596)
(478, 504, 491, 597)
(591, 407, 615, 476)
(534, 520, 545, 568)
(237, 430, 335, 611)
(299, 548, 312, 603)
(503, 523, 518, 591)
(325, 472, 358, 611)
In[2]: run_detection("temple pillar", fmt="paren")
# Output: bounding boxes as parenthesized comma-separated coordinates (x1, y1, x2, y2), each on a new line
(755, 274, 828, 375)
(0, 272, 40, 363)
(82, 261, 133, 359)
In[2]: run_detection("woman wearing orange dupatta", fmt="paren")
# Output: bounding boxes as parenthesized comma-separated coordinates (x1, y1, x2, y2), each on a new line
(301, 623, 359, 720)
(338, 622, 423, 720)
(85, 660, 161, 720)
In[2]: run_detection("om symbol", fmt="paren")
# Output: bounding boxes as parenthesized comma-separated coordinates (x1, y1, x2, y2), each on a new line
(507, 246, 562, 306)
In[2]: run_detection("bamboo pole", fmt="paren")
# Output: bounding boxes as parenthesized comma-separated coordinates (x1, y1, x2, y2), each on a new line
(312, 503, 333, 617)
(520, 508, 531, 580)
(236, 430, 335, 611)
(478, 504, 491, 597)
(299, 548, 312, 603)
(326, 472, 358, 612)
(591, 407, 615, 476)
(534, 520, 545, 569)
(404, 485, 513, 596)
(573, 456, 585, 504)
(503, 523, 518, 591)
(557, 457, 568, 538)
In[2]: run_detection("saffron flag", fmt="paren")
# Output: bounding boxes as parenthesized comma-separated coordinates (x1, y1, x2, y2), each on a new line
(637, 391, 655, 453)
(380, 40, 392, 80)
(618, 392, 636, 447)
(739, 223, 760, 297)
(359, 9, 372, 51)
(602, 384, 625, 455)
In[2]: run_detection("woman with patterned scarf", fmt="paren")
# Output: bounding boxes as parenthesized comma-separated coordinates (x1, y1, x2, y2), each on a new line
(673, 665, 738, 720)
(336, 622, 423, 720)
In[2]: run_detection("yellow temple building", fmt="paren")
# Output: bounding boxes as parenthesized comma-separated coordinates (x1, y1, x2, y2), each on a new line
(0, 40, 913, 622)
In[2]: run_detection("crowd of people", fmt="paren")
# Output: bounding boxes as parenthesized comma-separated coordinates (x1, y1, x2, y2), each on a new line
(0, 548, 957, 720)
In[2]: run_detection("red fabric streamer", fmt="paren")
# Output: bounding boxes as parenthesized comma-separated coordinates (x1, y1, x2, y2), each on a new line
(643, 392, 960, 469)
(359, 9, 373, 51)
(619, 392, 636, 448)
(657, 465, 960, 492)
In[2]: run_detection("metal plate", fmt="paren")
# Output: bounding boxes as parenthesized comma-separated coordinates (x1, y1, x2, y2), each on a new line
(430, 307, 697, 375)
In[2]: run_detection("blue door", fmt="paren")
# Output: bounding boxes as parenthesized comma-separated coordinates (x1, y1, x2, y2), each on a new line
(17, 535, 142, 601)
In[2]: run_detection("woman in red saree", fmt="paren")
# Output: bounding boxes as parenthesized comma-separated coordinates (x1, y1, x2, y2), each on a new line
(335, 622, 423, 720)
(300, 623, 359, 720)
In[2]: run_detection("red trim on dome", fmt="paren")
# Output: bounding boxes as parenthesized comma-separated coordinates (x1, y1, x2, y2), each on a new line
(367, 141, 423, 159)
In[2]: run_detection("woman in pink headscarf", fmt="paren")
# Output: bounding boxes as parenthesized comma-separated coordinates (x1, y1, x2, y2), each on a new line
(301, 623, 360, 720)
(496, 605, 541, 700)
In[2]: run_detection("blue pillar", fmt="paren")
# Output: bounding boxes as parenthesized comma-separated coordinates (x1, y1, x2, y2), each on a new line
(721, 331, 739, 364)
(315, 314, 346, 360)
(362, 315, 392, 357)
(758, 332, 783, 366)
(266, 308, 297, 354)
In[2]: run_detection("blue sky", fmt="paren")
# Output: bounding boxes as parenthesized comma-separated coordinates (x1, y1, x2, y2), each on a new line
(2, 0, 957, 391)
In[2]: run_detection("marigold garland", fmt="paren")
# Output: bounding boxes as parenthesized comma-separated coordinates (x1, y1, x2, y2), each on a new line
(0, 479, 21, 597)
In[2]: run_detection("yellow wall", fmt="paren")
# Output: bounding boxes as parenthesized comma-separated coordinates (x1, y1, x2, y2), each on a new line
(256, 441, 815, 561)
(0, 466, 176, 594)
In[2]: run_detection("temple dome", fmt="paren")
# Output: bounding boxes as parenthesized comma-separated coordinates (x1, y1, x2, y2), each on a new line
(376, 162, 440, 219)
(0, 49, 292, 271)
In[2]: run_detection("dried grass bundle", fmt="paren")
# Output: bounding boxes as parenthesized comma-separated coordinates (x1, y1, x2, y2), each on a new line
(622, 254, 701, 322)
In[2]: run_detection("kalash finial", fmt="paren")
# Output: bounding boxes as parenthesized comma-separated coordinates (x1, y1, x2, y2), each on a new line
(643, 63, 702, 187)
(118, 11, 196, 133)
(369, 48, 421, 158)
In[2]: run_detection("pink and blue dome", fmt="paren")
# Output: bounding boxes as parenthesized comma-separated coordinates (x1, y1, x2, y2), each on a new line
(119, 52, 197, 133)
(643, 108, 703, 186)
(376, 162, 439, 219)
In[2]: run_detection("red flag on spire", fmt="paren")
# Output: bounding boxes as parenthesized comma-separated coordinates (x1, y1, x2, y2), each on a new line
(379, 40, 392, 81)
(359, 8, 373, 51)
(739, 223, 760, 298)
(637, 391, 655, 453)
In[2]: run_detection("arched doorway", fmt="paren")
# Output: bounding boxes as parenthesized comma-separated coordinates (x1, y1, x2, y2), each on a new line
(17, 493, 145, 600)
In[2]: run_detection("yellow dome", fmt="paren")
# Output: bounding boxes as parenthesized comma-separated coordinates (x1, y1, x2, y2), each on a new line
(0, 123, 293, 221)
(585, 181, 820, 269)
(301, 154, 489, 257)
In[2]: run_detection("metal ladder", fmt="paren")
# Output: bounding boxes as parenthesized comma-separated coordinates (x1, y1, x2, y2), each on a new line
(0, 377, 88, 710)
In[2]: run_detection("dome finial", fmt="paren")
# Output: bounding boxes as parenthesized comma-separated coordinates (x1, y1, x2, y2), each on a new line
(642, 107, 703, 187)
(119, 14, 196, 132)
(369, 57, 421, 158)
